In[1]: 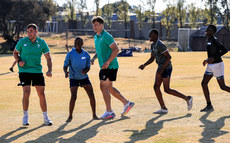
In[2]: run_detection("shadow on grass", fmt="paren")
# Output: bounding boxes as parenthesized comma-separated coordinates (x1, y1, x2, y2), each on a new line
(25, 116, 130, 143)
(0, 125, 44, 143)
(124, 113, 192, 143)
(199, 111, 230, 143)
(0, 72, 11, 76)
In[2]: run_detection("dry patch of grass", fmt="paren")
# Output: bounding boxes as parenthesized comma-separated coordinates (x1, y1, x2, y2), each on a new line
(0, 52, 230, 143)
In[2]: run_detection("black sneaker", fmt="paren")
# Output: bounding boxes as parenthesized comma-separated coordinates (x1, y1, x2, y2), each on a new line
(9, 68, 13, 72)
(200, 105, 214, 112)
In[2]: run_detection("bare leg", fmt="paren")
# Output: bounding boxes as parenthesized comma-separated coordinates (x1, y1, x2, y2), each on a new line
(100, 79, 112, 112)
(67, 86, 78, 121)
(154, 73, 166, 109)
(162, 78, 189, 101)
(35, 86, 47, 112)
(201, 74, 213, 104)
(108, 81, 128, 105)
(83, 84, 98, 119)
(22, 85, 31, 111)
(217, 78, 230, 92)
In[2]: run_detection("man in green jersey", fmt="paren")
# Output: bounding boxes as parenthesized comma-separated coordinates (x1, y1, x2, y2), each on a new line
(139, 29, 193, 114)
(13, 24, 53, 126)
(91, 16, 134, 119)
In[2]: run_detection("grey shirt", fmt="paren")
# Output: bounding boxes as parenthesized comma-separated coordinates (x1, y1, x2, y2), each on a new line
(151, 39, 172, 70)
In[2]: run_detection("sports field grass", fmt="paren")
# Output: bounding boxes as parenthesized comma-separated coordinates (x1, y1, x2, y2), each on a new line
(0, 52, 230, 143)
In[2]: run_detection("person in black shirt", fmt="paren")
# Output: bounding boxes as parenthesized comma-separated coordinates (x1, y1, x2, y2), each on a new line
(201, 24, 229, 112)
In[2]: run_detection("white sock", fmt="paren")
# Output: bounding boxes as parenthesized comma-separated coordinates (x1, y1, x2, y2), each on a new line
(23, 111, 28, 117)
(125, 101, 130, 107)
(107, 111, 113, 114)
(43, 112, 48, 119)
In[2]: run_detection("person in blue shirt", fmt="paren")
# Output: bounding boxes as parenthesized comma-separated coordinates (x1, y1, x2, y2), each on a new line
(63, 37, 99, 122)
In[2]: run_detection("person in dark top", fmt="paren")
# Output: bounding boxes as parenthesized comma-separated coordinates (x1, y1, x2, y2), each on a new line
(201, 24, 229, 112)
(139, 29, 193, 114)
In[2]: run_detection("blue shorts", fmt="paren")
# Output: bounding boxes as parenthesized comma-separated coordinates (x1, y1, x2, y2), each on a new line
(70, 77, 91, 87)
(157, 68, 172, 78)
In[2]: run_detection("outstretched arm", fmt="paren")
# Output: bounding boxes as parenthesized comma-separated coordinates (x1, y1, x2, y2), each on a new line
(139, 52, 155, 70)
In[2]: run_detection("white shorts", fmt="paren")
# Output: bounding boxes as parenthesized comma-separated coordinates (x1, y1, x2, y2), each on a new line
(205, 62, 224, 78)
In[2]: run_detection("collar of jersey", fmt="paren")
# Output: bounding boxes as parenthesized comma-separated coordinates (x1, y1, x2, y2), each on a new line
(26, 36, 39, 44)
(96, 29, 105, 37)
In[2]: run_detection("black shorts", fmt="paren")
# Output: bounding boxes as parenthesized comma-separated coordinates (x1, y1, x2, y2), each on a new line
(19, 73, 45, 86)
(70, 77, 91, 87)
(99, 69, 118, 81)
(157, 68, 172, 78)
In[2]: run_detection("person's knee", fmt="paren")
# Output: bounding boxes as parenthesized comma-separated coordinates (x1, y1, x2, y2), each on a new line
(154, 84, 160, 91)
(164, 88, 171, 94)
(201, 80, 207, 87)
(100, 84, 109, 91)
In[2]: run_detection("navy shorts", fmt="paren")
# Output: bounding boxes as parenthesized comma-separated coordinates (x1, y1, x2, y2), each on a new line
(157, 68, 172, 78)
(19, 73, 45, 86)
(99, 69, 118, 81)
(70, 77, 91, 87)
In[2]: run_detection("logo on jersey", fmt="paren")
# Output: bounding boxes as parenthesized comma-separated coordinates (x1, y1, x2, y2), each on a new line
(207, 42, 211, 45)
(24, 44, 27, 46)
(81, 57, 86, 60)
(37, 44, 40, 48)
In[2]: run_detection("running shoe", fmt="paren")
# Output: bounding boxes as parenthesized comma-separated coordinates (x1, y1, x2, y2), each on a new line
(100, 111, 116, 119)
(23, 115, 29, 126)
(153, 109, 168, 114)
(187, 96, 193, 111)
(44, 116, 53, 126)
(9, 68, 13, 72)
(200, 105, 214, 112)
(121, 101, 135, 116)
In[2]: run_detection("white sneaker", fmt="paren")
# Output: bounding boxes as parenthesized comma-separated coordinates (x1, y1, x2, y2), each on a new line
(153, 109, 168, 114)
(44, 116, 53, 126)
(187, 96, 193, 111)
(22, 115, 29, 126)
(121, 101, 135, 116)
(100, 111, 116, 119)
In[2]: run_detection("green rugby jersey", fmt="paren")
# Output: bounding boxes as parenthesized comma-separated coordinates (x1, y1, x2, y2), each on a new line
(94, 29, 119, 69)
(15, 37, 49, 73)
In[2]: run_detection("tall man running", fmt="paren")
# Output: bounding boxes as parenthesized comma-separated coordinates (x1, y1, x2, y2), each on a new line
(139, 29, 193, 114)
(13, 23, 53, 126)
(91, 16, 134, 119)
(201, 24, 229, 112)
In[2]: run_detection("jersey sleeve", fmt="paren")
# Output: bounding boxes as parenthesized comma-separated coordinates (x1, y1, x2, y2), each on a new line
(158, 44, 167, 54)
(63, 53, 70, 67)
(86, 52, 91, 68)
(42, 40, 50, 54)
(104, 33, 115, 47)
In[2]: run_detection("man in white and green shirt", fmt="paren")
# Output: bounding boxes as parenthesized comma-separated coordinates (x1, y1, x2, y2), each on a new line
(13, 23, 53, 126)
(91, 16, 134, 119)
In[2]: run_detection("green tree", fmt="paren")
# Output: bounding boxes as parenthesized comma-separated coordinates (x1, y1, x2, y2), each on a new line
(161, 5, 177, 38)
(218, 0, 230, 30)
(188, 3, 202, 28)
(102, 1, 114, 28)
(0, 0, 56, 43)
(95, 0, 100, 16)
(202, 0, 218, 25)
(77, 0, 88, 29)
(67, 0, 77, 21)
(117, 0, 129, 38)
(176, 0, 186, 28)
(134, 0, 145, 39)
(147, 0, 156, 28)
